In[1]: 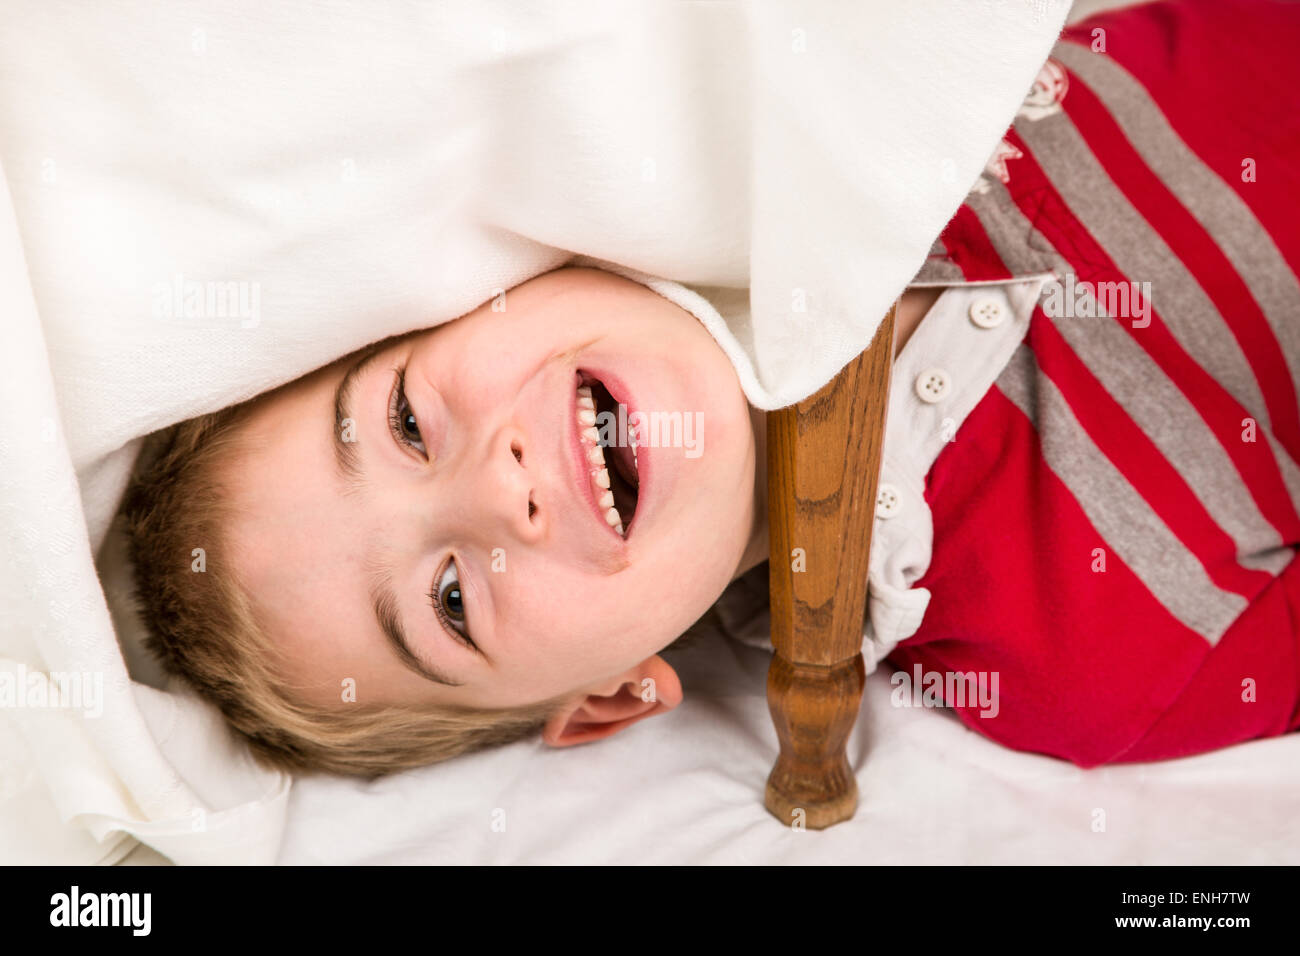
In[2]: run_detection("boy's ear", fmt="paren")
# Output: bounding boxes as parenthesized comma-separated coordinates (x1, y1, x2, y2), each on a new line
(540, 654, 683, 747)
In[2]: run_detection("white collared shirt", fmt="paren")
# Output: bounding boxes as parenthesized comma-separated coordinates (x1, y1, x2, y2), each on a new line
(717, 274, 1054, 670)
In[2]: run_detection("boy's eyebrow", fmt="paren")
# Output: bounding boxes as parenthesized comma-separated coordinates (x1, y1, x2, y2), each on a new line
(333, 347, 383, 487)
(372, 573, 465, 687)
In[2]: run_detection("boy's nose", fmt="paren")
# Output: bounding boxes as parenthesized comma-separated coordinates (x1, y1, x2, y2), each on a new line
(479, 424, 544, 545)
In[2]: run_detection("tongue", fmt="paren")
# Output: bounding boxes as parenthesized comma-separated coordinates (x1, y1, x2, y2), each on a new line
(606, 440, 639, 489)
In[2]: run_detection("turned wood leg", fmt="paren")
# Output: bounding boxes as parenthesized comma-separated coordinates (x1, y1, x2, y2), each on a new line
(764, 305, 896, 829)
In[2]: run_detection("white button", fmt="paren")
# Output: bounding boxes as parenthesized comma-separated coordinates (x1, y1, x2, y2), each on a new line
(968, 296, 1005, 328)
(914, 368, 951, 403)
(875, 482, 901, 519)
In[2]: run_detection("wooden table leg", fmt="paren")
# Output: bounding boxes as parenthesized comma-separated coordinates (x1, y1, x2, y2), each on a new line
(764, 305, 896, 829)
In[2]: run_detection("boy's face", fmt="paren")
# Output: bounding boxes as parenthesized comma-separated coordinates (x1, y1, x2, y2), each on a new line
(223, 267, 759, 740)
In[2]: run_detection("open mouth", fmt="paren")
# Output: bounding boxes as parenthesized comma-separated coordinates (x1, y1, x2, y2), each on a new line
(575, 370, 640, 537)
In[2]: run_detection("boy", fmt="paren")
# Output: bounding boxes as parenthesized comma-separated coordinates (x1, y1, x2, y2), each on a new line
(124, 0, 1300, 776)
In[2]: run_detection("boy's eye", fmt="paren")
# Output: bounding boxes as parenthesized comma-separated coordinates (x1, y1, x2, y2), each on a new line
(388, 367, 428, 458)
(398, 402, 421, 445)
(439, 565, 464, 623)
(433, 559, 472, 643)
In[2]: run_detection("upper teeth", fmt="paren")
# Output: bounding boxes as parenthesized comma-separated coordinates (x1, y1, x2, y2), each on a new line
(577, 384, 624, 536)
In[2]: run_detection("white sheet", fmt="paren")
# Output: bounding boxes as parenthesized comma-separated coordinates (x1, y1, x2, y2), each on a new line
(268, 631, 1300, 864)
(1, 0, 1138, 864)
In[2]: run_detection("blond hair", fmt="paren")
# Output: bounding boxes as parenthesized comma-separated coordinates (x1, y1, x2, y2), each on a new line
(121, 403, 583, 778)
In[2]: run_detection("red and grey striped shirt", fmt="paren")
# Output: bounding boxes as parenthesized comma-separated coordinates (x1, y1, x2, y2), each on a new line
(886, 0, 1300, 766)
